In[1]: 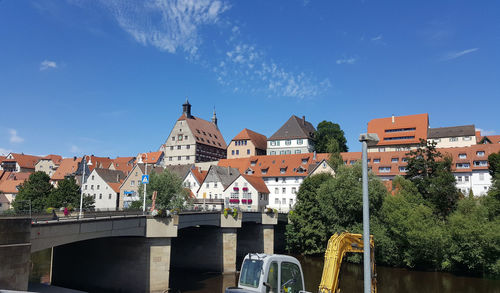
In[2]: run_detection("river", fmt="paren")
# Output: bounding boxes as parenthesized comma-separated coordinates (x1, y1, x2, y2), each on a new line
(31, 249, 500, 292)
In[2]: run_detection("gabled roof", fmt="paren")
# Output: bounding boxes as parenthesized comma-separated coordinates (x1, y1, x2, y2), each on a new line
(241, 174, 270, 194)
(94, 168, 125, 182)
(269, 115, 316, 140)
(4, 153, 42, 169)
(0, 178, 26, 194)
(51, 157, 81, 181)
(40, 154, 63, 165)
(178, 114, 227, 149)
(137, 163, 164, 175)
(478, 135, 500, 144)
(205, 166, 240, 189)
(85, 155, 113, 171)
(191, 167, 208, 184)
(367, 113, 429, 146)
(232, 128, 267, 150)
(218, 153, 329, 177)
(137, 151, 164, 164)
(165, 164, 193, 180)
(428, 125, 475, 139)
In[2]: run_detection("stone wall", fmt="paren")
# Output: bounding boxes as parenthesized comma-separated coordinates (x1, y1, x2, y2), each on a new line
(0, 218, 31, 291)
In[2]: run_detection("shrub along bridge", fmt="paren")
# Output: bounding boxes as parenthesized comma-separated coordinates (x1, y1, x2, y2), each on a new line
(0, 211, 287, 292)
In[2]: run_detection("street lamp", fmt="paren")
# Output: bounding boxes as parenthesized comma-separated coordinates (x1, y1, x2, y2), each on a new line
(79, 156, 92, 219)
(358, 133, 379, 293)
(138, 153, 148, 214)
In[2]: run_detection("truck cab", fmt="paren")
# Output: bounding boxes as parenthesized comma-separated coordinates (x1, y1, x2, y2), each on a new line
(225, 253, 310, 293)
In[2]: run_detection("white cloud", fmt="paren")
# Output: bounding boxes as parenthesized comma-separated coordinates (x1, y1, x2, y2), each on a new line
(477, 128, 496, 136)
(442, 48, 479, 61)
(99, 0, 229, 56)
(0, 148, 12, 156)
(70, 145, 81, 153)
(371, 34, 382, 41)
(336, 57, 357, 65)
(9, 129, 24, 143)
(40, 60, 58, 71)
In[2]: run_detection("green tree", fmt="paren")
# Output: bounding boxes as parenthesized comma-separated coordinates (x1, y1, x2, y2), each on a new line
(488, 151, 500, 177)
(135, 169, 189, 211)
(47, 177, 95, 210)
(326, 139, 343, 172)
(285, 173, 333, 254)
(12, 171, 53, 213)
(314, 121, 348, 153)
(405, 139, 459, 218)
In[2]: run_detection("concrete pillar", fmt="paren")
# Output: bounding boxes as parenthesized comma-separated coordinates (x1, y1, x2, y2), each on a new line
(263, 225, 274, 255)
(148, 238, 172, 292)
(0, 218, 31, 291)
(222, 228, 237, 273)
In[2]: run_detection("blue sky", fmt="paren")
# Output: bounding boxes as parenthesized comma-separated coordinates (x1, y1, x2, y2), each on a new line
(1, 0, 499, 157)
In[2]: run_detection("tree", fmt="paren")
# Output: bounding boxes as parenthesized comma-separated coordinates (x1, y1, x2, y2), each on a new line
(135, 169, 189, 211)
(314, 121, 348, 153)
(285, 173, 333, 254)
(47, 177, 95, 210)
(405, 139, 459, 218)
(488, 151, 500, 177)
(13, 172, 53, 213)
(326, 139, 343, 172)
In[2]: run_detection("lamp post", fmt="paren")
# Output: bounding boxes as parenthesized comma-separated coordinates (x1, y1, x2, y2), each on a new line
(79, 156, 92, 219)
(138, 153, 148, 214)
(359, 133, 379, 293)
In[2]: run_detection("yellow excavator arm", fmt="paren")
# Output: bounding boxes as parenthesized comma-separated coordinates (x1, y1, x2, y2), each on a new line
(318, 233, 376, 293)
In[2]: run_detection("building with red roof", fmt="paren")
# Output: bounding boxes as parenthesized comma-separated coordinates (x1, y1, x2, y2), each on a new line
(160, 100, 227, 166)
(35, 154, 63, 177)
(227, 128, 267, 159)
(0, 153, 42, 172)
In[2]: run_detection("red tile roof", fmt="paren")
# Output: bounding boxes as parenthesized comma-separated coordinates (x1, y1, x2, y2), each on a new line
(51, 157, 81, 181)
(41, 154, 63, 165)
(367, 113, 429, 147)
(137, 151, 164, 164)
(5, 153, 43, 169)
(218, 153, 329, 177)
(0, 178, 26, 194)
(85, 155, 114, 171)
(241, 174, 270, 194)
(191, 168, 208, 184)
(112, 157, 136, 174)
(232, 128, 267, 150)
(178, 114, 227, 149)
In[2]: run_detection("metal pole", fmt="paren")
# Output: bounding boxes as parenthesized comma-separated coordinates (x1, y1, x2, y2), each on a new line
(361, 140, 371, 293)
(79, 156, 86, 219)
(29, 199, 31, 219)
(143, 159, 147, 214)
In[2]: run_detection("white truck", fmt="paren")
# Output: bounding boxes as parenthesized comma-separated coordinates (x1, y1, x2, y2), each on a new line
(224, 253, 311, 293)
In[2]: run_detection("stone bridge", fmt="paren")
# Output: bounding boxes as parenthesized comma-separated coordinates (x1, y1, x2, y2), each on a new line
(0, 211, 287, 292)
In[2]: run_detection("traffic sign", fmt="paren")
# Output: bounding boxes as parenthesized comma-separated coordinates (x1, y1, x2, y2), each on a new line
(142, 175, 149, 184)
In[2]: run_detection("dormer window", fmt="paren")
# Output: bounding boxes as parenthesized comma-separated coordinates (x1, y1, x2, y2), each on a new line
(373, 159, 380, 164)
(280, 168, 286, 174)
(251, 160, 257, 167)
(302, 158, 308, 164)
(391, 158, 399, 163)
(477, 151, 485, 156)
(459, 153, 467, 159)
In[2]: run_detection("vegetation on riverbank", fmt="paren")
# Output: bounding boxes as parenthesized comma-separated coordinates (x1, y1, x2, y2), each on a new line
(286, 145, 500, 279)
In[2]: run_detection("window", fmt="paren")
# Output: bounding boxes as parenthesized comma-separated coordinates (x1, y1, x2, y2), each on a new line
(99, 194, 102, 199)
(275, 198, 279, 204)
(402, 158, 408, 163)
(477, 151, 485, 156)
(383, 136, 415, 141)
(433, 138, 441, 142)
(479, 173, 485, 181)
(206, 183, 210, 188)
(247, 149, 250, 155)
(177, 145, 181, 150)
(169, 157, 172, 161)
(186, 156, 190, 160)
(290, 199, 294, 206)
(97, 185, 100, 190)
(172, 137, 175, 141)
(185, 135, 188, 140)
(270, 141, 276, 146)
(91, 185, 94, 190)
(474, 161, 488, 167)
(131, 180, 135, 186)
(449, 137, 458, 142)
(463, 136, 471, 141)
(240, 259, 263, 289)
(266, 261, 278, 293)
(385, 127, 416, 133)
(236, 150, 239, 155)
(108, 194, 112, 199)
(178, 156, 181, 160)
(391, 158, 399, 163)
(85, 185, 88, 190)
(282, 198, 286, 204)
(456, 163, 470, 169)
(295, 150, 301, 154)
(379, 167, 391, 173)
(170, 146, 174, 150)
(232, 150, 235, 155)
(275, 188, 279, 194)
(270, 151, 276, 155)
(399, 166, 407, 172)
(378, 147, 386, 152)
(292, 187, 297, 194)
(92, 175, 94, 180)
(373, 158, 380, 164)
(285, 140, 291, 145)
(280, 168, 286, 174)
(282, 187, 286, 194)
(457, 176, 462, 182)
(281, 262, 303, 293)
(349, 160, 356, 165)
(465, 176, 469, 182)
(459, 153, 467, 159)
(214, 182, 218, 188)
(297, 139, 303, 145)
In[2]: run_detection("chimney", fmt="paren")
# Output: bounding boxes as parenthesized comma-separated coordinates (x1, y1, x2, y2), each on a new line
(392, 114, 395, 124)
(182, 98, 192, 118)
(227, 166, 230, 175)
(313, 151, 317, 161)
(73, 156, 76, 161)
(302, 115, 306, 125)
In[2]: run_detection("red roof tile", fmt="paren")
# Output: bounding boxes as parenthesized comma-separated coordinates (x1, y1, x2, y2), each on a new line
(232, 128, 267, 150)
(178, 114, 227, 149)
(51, 157, 81, 181)
(137, 151, 164, 164)
(367, 113, 429, 147)
(5, 153, 43, 169)
(241, 174, 270, 194)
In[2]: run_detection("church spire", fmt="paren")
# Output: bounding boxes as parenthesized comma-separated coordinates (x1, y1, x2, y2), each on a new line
(182, 98, 192, 118)
(212, 107, 218, 127)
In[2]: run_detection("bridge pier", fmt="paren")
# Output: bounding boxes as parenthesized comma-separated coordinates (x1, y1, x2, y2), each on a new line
(0, 218, 31, 291)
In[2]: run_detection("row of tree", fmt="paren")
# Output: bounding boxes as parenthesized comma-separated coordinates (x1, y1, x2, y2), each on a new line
(11, 172, 94, 213)
(286, 141, 500, 279)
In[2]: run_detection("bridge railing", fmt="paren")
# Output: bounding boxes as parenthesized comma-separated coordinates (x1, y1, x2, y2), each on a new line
(0, 209, 145, 223)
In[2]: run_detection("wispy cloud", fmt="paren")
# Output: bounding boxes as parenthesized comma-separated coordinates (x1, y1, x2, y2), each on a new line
(9, 129, 24, 143)
(71, 0, 329, 99)
(99, 0, 229, 57)
(0, 148, 12, 156)
(40, 60, 58, 71)
(371, 34, 383, 41)
(70, 145, 81, 153)
(477, 128, 496, 136)
(336, 57, 357, 65)
(441, 48, 479, 61)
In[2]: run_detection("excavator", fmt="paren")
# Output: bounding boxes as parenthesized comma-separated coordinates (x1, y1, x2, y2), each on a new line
(225, 232, 377, 293)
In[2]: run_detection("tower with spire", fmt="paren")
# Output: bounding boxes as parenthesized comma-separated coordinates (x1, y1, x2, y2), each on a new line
(212, 107, 218, 127)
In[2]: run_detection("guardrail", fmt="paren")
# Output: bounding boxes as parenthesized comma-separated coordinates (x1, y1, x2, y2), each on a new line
(0, 209, 145, 223)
